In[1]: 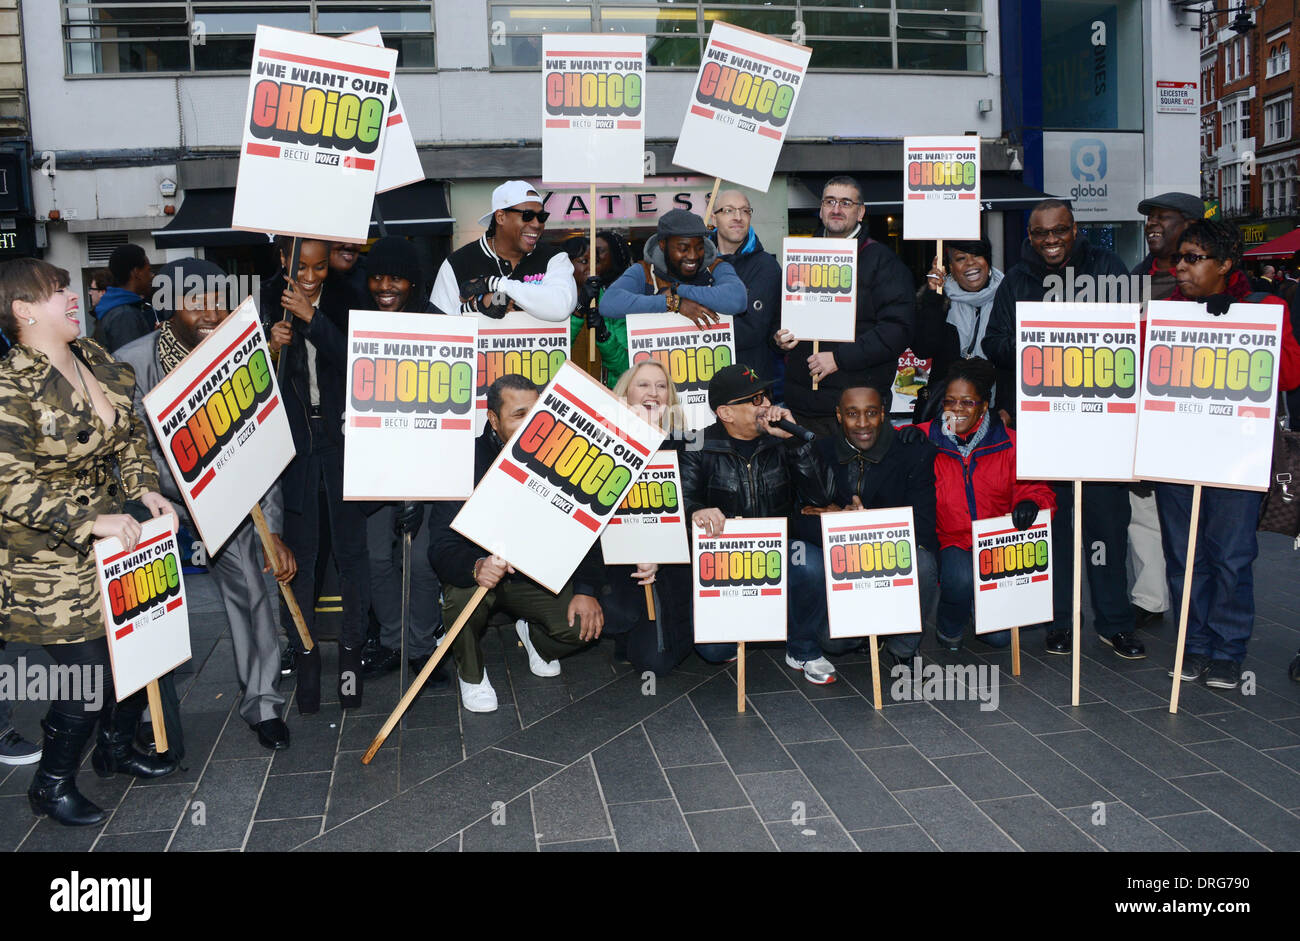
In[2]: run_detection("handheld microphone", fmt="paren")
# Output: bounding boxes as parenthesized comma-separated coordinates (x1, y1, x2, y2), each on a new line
(771, 418, 815, 442)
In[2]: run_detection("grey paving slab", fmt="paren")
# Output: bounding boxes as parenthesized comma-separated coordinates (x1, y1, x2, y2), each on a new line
(665, 762, 749, 813)
(1128, 703, 1234, 745)
(1197, 709, 1300, 751)
(246, 817, 322, 852)
(1059, 802, 1187, 852)
(701, 714, 795, 774)
(460, 705, 524, 757)
(18, 818, 102, 853)
(688, 670, 743, 719)
(1265, 744, 1300, 773)
(460, 794, 536, 852)
(170, 757, 270, 851)
(539, 837, 616, 851)
(786, 740, 910, 831)
(740, 649, 799, 693)
(268, 708, 344, 775)
(1066, 701, 1215, 778)
(1149, 811, 1268, 852)
(894, 785, 1019, 851)
(932, 753, 1034, 802)
(134, 710, 229, 788)
(1165, 771, 1300, 852)
(964, 723, 1114, 809)
(812, 696, 908, 749)
(1187, 738, 1300, 809)
(608, 800, 696, 852)
(642, 697, 721, 768)
(515, 686, 575, 727)
(326, 748, 398, 829)
(256, 771, 331, 820)
(532, 756, 610, 844)
(592, 726, 671, 804)
(94, 830, 173, 852)
(881, 703, 982, 758)
(766, 816, 858, 852)
(684, 807, 776, 852)
(1036, 729, 1203, 819)
(737, 770, 831, 823)
(857, 745, 949, 791)
(396, 726, 464, 790)
(431, 833, 461, 852)
(748, 690, 837, 743)
(1125, 669, 1241, 717)
(848, 824, 938, 852)
(102, 782, 192, 836)
(399, 688, 461, 731)
(977, 795, 1101, 851)
(0, 794, 34, 852)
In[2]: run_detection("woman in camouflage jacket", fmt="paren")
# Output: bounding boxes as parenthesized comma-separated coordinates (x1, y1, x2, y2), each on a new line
(0, 258, 178, 827)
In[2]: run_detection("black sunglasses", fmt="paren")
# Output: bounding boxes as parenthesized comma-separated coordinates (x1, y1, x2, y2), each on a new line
(501, 207, 551, 224)
(1172, 252, 1215, 265)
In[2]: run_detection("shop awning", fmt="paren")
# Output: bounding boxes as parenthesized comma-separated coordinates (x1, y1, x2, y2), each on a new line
(1243, 227, 1300, 259)
(791, 172, 1060, 213)
(152, 182, 454, 248)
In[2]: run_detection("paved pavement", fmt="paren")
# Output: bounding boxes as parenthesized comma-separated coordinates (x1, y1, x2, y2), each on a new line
(3, 535, 1298, 852)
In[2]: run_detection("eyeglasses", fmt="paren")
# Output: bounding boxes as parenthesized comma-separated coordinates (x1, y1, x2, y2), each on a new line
(715, 207, 753, 217)
(1173, 252, 1215, 265)
(1028, 225, 1073, 240)
(501, 207, 551, 223)
(821, 197, 861, 210)
(941, 397, 982, 411)
(727, 391, 770, 407)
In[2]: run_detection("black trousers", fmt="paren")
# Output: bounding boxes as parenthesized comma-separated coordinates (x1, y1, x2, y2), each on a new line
(602, 564, 694, 676)
(40, 636, 143, 719)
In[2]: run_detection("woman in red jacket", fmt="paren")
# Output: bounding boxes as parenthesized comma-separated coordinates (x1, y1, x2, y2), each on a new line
(917, 358, 1055, 650)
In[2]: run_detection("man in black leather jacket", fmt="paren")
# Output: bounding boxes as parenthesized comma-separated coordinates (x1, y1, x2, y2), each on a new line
(680, 364, 836, 683)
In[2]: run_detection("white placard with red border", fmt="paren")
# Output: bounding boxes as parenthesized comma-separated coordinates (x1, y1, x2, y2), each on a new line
(1155, 81, 1197, 114)
(902, 136, 981, 240)
(542, 33, 646, 185)
(343, 309, 478, 500)
(231, 26, 398, 241)
(693, 517, 787, 644)
(95, 517, 192, 700)
(672, 23, 812, 193)
(1015, 302, 1141, 481)
(820, 508, 922, 639)
(972, 512, 1053, 634)
(475, 311, 571, 434)
(601, 449, 689, 565)
(780, 237, 858, 342)
(1134, 300, 1283, 490)
(626, 312, 735, 429)
(452, 362, 665, 593)
(345, 27, 424, 194)
(143, 298, 295, 554)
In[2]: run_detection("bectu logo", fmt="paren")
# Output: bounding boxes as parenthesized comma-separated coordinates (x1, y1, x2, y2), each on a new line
(1069, 138, 1108, 200)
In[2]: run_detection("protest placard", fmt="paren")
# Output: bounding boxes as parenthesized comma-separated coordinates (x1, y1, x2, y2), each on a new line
(672, 23, 811, 193)
(143, 298, 295, 554)
(1015, 302, 1141, 481)
(903, 136, 981, 241)
(601, 449, 689, 565)
(972, 511, 1053, 633)
(820, 508, 922, 639)
(452, 361, 665, 593)
(231, 26, 398, 241)
(345, 27, 424, 194)
(475, 311, 571, 434)
(542, 34, 646, 185)
(780, 237, 858, 342)
(95, 517, 191, 701)
(626, 312, 735, 429)
(890, 350, 932, 416)
(1134, 300, 1282, 490)
(343, 309, 478, 500)
(693, 517, 787, 643)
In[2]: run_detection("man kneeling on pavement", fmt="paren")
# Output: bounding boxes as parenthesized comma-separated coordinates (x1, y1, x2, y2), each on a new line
(428, 375, 605, 712)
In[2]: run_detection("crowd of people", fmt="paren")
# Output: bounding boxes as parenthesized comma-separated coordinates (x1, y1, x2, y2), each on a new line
(3, 176, 1300, 829)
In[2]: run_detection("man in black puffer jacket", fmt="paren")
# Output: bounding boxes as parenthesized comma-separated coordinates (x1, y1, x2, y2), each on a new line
(680, 365, 835, 684)
(775, 175, 915, 437)
(981, 199, 1143, 662)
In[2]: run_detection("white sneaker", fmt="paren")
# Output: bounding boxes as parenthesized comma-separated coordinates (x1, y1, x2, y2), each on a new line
(458, 671, 498, 713)
(516, 620, 561, 677)
(785, 654, 838, 685)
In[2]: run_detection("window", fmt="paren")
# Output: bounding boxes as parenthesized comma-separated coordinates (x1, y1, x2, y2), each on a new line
(1264, 95, 1292, 146)
(1223, 100, 1238, 145)
(1266, 42, 1290, 78)
(1221, 163, 1238, 214)
(63, 1, 437, 75)
(1261, 160, 1296, 216)
(488, 0, 986, 72)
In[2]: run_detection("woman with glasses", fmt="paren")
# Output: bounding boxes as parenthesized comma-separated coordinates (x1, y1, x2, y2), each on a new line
(916, 357, 1055, 651)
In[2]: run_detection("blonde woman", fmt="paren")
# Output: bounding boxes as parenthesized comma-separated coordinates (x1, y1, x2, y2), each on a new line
(607, 361, 693, 674)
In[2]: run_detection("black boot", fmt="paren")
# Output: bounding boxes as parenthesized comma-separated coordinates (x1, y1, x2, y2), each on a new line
(91, 695, 177, 779)
(28, 711, 108, 827)
(338, 643, 364, 710)
(296, 645, 321, 716)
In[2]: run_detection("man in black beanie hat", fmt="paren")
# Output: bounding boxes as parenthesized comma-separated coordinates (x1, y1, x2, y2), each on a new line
(364, 237, 435, 314)
(116, 258, 296, 750)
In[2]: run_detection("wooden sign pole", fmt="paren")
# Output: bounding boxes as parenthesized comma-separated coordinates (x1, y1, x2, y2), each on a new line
(811, 340, 820, 391)
(276, 236, 302, 385)
(1169, 484, 1203, 715)
(703, 177, 722, 225)
(1011, 625, 1021, 676)
(1071, 480, 1083, 706)
(644, 583, 656, 621)
(736, 641, 746, 713)
(588, 184, 598, 364)
(935, 238, 945, 295)
(868, 639, 883, 710)
(363, 585, 489, 764)
(251, 504, 313, 652)
(145, 680, 169, 754)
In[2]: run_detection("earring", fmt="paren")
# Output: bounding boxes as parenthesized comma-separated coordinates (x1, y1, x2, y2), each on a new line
(25, 317, 35, 325)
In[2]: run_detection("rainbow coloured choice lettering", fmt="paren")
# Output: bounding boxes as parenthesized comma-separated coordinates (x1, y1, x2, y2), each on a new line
(906, 153, 978, 191)
(160, 338, 275, 485)
(618, 477, 679, 515)
(828, 535, 913, 581)
(695, 50, 800, 127)
(977, 528, 1050, 585)
(102, 534, 182, 628)
(785, 261, 853, 294)
(477, 347, 568, 397)
(248, 68, 389, 153)
(545, 66, 643, 116)
(1146, 336, 1275, 402)
(350, 339, 474, 415)
(1020, 344, 1138, 398)
(698, 536, 784, 587)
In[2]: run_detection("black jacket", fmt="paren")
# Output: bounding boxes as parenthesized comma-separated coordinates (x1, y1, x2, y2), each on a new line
(794, 423, 938, 554)
(713, 230, 781, 380)
(428, 430, 605, 597)
(783, 227, 914, 419)
(92, 288, 158, 354)
(680, 422, 830, 522)
(259, 273, 366, 513)
(982, 236, 1128, 412)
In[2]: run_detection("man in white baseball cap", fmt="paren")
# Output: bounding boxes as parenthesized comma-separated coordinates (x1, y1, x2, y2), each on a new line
(430, 180, 576, 321)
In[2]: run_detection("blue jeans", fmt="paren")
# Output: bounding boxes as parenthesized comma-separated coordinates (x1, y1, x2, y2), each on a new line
(695, 539, 829, 663)
(937, 546, 1008, 647)
(1154, 483, 1262, 663)
(1048, 481, 1134, 636)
